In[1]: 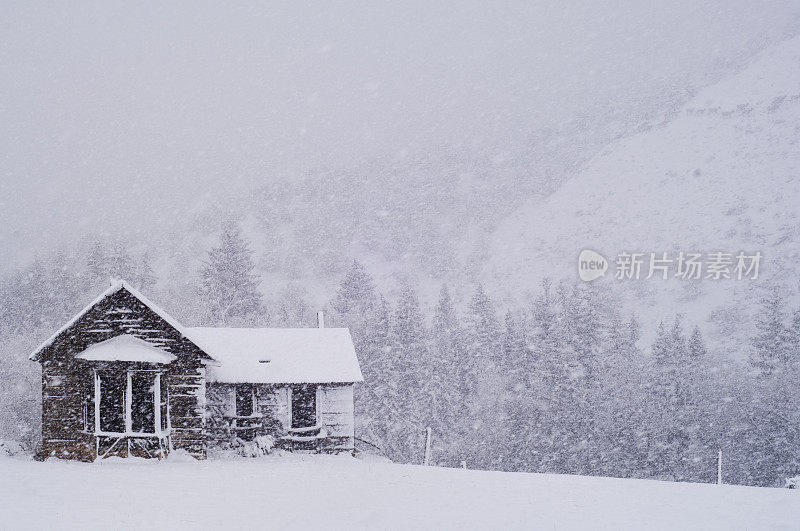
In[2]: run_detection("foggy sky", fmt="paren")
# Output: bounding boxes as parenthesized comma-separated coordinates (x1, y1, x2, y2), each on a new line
(2, 1, 799, 268)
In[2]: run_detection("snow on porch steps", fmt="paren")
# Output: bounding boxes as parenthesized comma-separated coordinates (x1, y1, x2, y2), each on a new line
(1, 455, 798, 530)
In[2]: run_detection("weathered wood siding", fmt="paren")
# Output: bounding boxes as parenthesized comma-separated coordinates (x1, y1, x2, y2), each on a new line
(40, 359, 94, 461)
(317, 384, 355, 451)
(36, 288, 210, 460)
(166, 363, 206, 458)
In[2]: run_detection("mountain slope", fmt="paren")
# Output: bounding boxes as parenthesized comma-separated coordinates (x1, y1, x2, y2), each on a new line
(485, 35, 800, 348)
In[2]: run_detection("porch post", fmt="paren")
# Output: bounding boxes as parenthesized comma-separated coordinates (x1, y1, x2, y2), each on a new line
(93, 369, 101, 434)
(125, 370, 132, 434)
(154, 373, 162, 435)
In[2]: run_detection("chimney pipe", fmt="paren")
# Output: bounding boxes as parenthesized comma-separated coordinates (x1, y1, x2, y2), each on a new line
(317, 311, 325, 328)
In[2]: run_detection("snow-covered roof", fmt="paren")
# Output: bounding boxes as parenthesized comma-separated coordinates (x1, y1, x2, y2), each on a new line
(185, 327, 364, 384)
(29, 279, 191, 361)
(29, 280, 363, 385)
(75, 334, 176, 363)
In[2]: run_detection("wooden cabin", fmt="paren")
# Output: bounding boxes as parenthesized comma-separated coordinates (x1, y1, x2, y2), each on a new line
(29, 280, 363, 461)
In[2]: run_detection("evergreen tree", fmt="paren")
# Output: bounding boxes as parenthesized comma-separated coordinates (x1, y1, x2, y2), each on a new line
(603, 310, 626, 364)
(200, 220, 263, 325)
(501, 310, 528, 379)
(134, 252, 156, 292)
(464, 284, 501, 386)
(107, 241, 135, 280)
(791, 307, 800, 349)
(751, 288, 794, 376)
(275, 284, 311, 327)
(392, 284, 427, 394)
(461, 284, 504, 468)
(496, 309, 529, 470)
(363, 295, 394, 387)
(688, 325, 707, 359)
(430, 286, 465, 423)
(652, 321, 670, 367)
(627, 314, 641, 357)
(522, 279, 573, 473)
(646, 316, 699, 481)
(331, 260, 377, 316)
(355, 295, 396, 455)
(596, 310, 650, 478)
(388, 284, 429, 462)
(564, 283, 602, 383)
(746, 288, 800, 485)
(86, 240, 108, 283)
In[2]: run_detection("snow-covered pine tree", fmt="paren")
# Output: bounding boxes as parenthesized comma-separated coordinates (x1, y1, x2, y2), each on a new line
(86, 240, 108, 284)
(627, 314, 641, 357)
(461, 284, 505, 469)
(681, 324, 720, 483)
(602, 310, 626, 364)
(791, 306, 800, 350)
(501, 310, 528, 379)
(595, 307, 645, 478)
(362, 295, 394, 391)
(522, 278, 573, 473)
(388, 284, 429, 462)
(496, 309, 530, 470)
(564, 283, 602, 383)
(275, 284, 311, 327)
(550, 281, 601, 475)
(652, 321, 670, 367)
(107, 241, 135, 280)
(133, 252, 156, 292)
(331, 260, 377, 317)
(354, 294, 397, 458)
(688, 325, 707, 359)
(330, 259, 378, 363)
(746, 288, 800, 485)
(464, 284, 501, 388)
(646, 319, 676, 479)
(199, 220, 263, 325)
(751, 288, 794, 376)
(428, 285, 467, 464)
(647, 316, 695, 481)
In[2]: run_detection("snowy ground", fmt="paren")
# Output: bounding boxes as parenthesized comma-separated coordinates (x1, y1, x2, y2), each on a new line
(1, 454, 798, 530)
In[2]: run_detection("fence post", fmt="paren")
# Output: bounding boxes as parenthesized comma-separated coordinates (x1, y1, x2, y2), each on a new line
(424, 427, 432, 466)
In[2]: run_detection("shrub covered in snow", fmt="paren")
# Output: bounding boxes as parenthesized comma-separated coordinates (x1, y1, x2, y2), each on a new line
(0, 440, 26, 459)
(207, 435, 276, 459)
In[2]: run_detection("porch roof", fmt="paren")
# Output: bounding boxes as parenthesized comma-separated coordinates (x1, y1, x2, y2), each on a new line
(75, 334, 176, 364)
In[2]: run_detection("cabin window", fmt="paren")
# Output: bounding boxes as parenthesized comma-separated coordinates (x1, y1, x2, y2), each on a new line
(291, 384, 316, 429)
(98, 372, 126, 433)
(131, 373, 156, 433)
(235, 384, 254, 417)
(95, 370, 163, 435)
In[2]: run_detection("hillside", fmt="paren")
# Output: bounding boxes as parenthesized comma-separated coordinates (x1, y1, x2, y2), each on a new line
(484, 35, 800, 347)
(0, 454, 797, 530)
